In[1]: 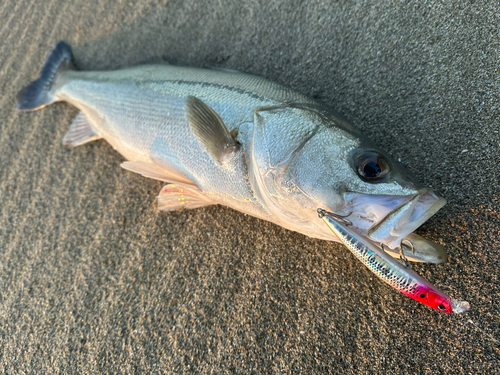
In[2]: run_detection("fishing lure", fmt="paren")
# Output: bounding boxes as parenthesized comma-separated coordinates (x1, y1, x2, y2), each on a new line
(317, 208, 469, 313)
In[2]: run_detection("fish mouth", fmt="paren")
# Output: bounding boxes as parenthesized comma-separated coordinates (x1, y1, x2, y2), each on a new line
(345, 189, 446, 250)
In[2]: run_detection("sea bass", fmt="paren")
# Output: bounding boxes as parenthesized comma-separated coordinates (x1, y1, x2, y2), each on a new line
(17, 41, 453, 299)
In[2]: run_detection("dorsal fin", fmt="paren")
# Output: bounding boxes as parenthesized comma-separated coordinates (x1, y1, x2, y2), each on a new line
(185, 96, 240, 164)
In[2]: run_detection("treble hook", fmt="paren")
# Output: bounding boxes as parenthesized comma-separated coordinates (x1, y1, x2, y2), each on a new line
(317, 208, 353, 226)
(397, 239, 415, 269)
(379, 242, 411, 269)
(401, 238, 415, 255)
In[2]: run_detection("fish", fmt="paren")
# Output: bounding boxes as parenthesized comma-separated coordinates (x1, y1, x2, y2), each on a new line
(318, 209, 469, 313)
(16, 41, 457, 305)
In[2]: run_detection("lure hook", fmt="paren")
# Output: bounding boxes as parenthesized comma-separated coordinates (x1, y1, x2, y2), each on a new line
(379, 242, 411, 269)
(401, 238, 415, 255)
(317, 208, 353, 226)
(398, 239, 414, 269)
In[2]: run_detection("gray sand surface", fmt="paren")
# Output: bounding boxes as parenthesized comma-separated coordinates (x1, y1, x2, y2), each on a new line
(1, 0, 499, 373)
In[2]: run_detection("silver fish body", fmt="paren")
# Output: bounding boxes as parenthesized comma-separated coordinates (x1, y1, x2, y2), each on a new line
(58, 65, 338, 234)
(17, 42, 446, 259)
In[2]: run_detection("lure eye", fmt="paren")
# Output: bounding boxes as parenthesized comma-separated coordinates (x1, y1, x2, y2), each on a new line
(354, 151, 390, 182)
(437, 304, 447, 311)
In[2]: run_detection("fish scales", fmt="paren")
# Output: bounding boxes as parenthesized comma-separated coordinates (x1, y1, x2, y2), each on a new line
(16, 41, 470, 312)
(15, 41, 448, 256)
(58, 67, 315, 217)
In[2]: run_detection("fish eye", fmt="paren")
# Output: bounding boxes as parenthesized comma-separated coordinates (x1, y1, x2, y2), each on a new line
(354, 151, 390, 182)
(437, 304, 447, 311)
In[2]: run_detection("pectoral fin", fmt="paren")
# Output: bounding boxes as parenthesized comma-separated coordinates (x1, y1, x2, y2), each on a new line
(157, 183, 214, 211)
(63, 112, 101, 146)
(185, 96, 240, 164)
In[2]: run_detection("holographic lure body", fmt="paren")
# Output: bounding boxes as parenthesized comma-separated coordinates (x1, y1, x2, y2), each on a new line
(318, 209, 469, 313)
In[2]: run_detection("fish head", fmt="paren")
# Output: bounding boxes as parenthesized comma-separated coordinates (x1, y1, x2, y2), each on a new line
(249, 104, 445, 250)
(340, 145, 447, 250)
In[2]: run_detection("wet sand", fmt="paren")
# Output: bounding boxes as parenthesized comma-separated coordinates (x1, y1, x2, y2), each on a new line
(0, 0, 499, 373)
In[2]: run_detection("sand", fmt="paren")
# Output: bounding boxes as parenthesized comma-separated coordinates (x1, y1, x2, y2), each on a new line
(0, 0, 499, 373)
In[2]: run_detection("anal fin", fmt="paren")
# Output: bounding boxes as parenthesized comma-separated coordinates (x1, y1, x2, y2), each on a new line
(63, 111, 101, 146)
(158, 183, 214, 212)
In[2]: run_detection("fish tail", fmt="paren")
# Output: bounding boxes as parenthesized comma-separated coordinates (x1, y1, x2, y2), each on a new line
(15, 41, 75, 111)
